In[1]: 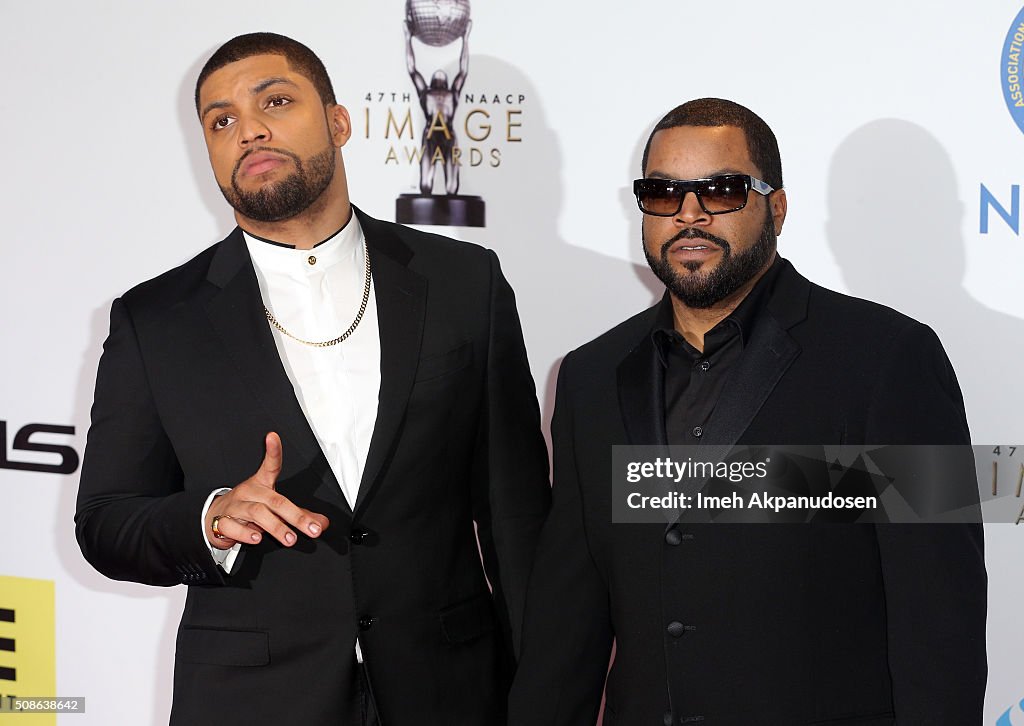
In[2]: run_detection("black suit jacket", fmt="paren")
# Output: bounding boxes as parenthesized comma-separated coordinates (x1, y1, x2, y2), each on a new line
(75, 208, 551, 725)
(509, 259, 986, 726)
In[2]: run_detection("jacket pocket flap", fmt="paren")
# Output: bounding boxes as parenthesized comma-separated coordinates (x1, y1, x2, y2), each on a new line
(415, 340, 472, 383)
(176, 627, 269, 667)
(440, 595, 496, 644)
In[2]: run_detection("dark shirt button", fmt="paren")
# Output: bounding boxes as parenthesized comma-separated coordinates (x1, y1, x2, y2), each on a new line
(666, 621, 686, 638)
(692, 426, 703, 438)
(665, 527, 682, 546)
(663, 711, 674, 726)
(698, 360, 710, 372)
(349, 529, 366, 544)
(358, 616, 374, 631)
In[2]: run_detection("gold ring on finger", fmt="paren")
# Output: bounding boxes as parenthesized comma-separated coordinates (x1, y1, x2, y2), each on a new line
(211, 514, 233, 539)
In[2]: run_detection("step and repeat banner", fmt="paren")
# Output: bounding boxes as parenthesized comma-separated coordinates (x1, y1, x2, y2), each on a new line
(1, 1, 1022, 723)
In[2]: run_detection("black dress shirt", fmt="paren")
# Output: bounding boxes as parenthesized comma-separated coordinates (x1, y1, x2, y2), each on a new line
(653, 258, 783, 445)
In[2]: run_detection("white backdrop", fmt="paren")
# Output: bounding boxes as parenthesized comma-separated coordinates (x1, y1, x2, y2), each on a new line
(1, 1, 1022, 723)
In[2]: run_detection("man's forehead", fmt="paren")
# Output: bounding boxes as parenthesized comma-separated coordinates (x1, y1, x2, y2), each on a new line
(651, 125, 748, 150)
(648, 125, 754, 171)
(199, 53, 302, 102)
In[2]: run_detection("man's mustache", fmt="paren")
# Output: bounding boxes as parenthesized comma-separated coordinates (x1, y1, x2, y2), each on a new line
(660, 228, 731, 257)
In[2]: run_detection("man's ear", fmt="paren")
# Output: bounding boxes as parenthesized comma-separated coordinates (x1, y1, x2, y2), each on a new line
(328, 104, 352, 148)
(770, 188, 788, 236)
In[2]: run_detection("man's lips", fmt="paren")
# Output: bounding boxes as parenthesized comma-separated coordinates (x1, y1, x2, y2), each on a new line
(668, 240, 721, 255)
(239, 151, 289, 177)
(662, 228, 730, 259)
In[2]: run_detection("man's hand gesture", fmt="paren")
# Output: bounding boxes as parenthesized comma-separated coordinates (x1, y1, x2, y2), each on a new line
(204, 432, 330, 548)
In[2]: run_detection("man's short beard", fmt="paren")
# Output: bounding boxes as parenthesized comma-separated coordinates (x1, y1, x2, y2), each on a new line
(220, 145, 336, 223)
(643, 210, 777, 309)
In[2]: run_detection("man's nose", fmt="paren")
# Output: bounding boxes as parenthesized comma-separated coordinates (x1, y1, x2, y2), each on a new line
(238, 117, 270, 146)
(673, 191, 711, 226)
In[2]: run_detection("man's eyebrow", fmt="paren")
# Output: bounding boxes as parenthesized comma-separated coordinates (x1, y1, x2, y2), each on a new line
(200, 77, 299, 120)
(200, 99, 231, 120)
(645, 168, 746, 180)
(252, 77, 298, 95)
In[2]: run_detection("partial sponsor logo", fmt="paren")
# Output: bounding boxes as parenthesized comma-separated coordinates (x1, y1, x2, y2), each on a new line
(0, 575, 56, 726)
(997, 697, 1024, 725)
(0, 421, 78, 475)
(983, 6, 1024, 236)
(1002, 6, 1024, 135)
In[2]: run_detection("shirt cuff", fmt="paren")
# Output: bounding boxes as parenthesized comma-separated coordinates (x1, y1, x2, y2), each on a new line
(201, 488, 241, 573)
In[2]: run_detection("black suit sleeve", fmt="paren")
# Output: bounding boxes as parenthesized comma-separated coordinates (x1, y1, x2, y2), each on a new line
(508, 354, 613, 726)
(75, 298, 225, 587)
(866, 322, 987, 725)
(471, 250, 552, 659)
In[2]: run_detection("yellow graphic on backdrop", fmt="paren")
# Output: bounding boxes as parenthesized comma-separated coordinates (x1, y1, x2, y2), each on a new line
(0, 575, 55, 725)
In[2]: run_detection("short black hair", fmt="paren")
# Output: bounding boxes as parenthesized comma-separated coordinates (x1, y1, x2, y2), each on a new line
(195, 32, 337, 114)
(640, 98, 783, 189)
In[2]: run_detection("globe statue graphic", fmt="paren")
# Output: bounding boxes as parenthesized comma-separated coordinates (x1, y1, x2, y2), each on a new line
(406, 0, 471, 47)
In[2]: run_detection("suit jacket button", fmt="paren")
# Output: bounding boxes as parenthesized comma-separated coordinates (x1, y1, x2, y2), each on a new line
(665, 527, 682, 546)
(666, 621, 686, 638)
(349, 529, 366, 544)
(358, 616, 374, 631)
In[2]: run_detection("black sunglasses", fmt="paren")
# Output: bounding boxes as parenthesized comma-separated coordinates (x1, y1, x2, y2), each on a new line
(633, 174, 775, 216)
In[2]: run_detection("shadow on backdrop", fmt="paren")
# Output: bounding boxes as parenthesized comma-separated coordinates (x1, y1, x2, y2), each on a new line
(454, 56, 662, 440)
(826, 119, 1024, 442)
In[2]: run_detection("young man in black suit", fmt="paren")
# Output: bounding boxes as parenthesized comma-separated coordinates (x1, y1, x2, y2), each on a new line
(509, 98, 986, 726)
(75, 33, 550, 726)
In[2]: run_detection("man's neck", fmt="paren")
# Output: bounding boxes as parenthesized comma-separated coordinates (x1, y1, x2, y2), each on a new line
(236, 184, 352, 250)
(670, 256, 775, 352)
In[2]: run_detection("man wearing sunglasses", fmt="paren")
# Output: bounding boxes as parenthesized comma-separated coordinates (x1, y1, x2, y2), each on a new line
(509, 98, 986, 725)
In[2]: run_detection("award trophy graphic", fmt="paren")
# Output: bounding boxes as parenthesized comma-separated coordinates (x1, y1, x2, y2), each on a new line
(396, 0, 485, 227)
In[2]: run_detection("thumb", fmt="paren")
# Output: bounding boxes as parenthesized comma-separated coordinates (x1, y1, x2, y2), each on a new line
(255, 432, 283, 487)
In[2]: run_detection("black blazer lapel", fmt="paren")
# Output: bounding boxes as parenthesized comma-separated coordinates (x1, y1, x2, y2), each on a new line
(700, 260, 809, 450)
(202, 229, 328, 482)
(700, 316, 800, 451)
(352, 210, 428, 514)
(616, 305, 668, 447)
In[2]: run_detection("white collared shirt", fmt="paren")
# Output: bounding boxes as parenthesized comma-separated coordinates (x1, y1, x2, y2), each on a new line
(245, 215, 381, 509)
(201, 213, 380, 568)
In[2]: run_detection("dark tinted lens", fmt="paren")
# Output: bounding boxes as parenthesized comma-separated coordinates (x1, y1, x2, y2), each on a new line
(699, 175, 749, 213)
(635, 180, 682, 215)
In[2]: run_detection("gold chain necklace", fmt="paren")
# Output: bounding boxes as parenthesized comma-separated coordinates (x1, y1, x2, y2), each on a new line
(263, 240, 371, 347)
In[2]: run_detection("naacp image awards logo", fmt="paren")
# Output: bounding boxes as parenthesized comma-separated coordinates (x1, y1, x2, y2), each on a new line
(360, 0, 526, 228)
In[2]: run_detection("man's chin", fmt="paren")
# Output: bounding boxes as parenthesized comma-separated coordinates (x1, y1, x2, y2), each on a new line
(233, 176, 284, 196)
